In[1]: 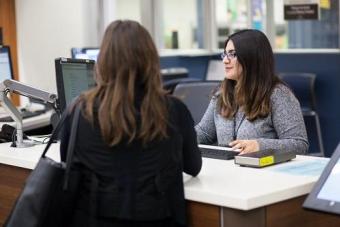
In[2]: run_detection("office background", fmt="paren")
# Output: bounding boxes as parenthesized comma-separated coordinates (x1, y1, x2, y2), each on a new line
(1, 0, 340, 156)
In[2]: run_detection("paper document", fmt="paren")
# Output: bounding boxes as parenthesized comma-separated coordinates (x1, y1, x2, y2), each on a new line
(270, 159, 329, 176)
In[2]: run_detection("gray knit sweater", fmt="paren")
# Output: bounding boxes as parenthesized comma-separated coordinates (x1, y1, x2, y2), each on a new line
(195, 84, 309, 154)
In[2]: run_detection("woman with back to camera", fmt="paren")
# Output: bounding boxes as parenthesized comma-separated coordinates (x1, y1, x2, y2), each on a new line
(60, 20, 202, 227)
(195, 29, 308, 155)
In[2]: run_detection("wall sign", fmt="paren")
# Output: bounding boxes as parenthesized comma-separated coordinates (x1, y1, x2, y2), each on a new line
(284, 0, 319, 20)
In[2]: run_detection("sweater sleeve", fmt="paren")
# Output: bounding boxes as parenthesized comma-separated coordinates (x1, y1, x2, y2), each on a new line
(174, 98, 202, 177)
(195, 96, 217, 144)
(257, 85, 309, 154)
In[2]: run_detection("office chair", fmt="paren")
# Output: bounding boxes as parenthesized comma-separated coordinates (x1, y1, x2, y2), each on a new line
(279, 73, 325, 157)
(163, 78, 202, 94)
(172, 81, 220, 124)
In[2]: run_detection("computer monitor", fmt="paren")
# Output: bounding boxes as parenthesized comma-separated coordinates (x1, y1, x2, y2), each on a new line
(0, 45, 14, 81)
(161, 67, 189, 82)
(54, 58, 96, 113)
(71, 47, 100, 61)
(303, 142, 340, 215)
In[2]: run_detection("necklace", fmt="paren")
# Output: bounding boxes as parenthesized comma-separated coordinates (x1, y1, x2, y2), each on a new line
(233, 110, 246, 140)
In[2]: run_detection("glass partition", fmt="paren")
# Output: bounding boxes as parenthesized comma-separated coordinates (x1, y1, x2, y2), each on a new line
(274, 0, 339, 49)
(159, 0, 200, 49)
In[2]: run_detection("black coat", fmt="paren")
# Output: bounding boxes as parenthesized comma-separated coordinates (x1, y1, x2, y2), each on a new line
(60, 96, 202, 227)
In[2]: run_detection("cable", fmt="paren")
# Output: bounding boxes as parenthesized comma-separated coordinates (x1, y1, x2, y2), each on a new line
(11, 128, 16, 147)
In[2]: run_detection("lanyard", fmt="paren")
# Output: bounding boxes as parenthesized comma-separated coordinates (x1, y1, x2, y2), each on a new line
(233, 112, 246, 141)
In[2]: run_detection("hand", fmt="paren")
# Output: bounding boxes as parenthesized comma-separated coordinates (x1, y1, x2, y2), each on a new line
(229, 140, 259, 155)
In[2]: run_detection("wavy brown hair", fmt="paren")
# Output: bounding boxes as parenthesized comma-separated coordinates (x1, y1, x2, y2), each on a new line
(81, 20, 168, 146)
(218, 29, 281, 121)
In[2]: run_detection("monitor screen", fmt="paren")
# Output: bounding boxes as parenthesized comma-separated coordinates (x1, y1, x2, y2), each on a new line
(303, 143, 340, 215)
(317, 158, 340, 202)
(55, 58, 95, 113)
(0, 46, 14, 81)
(71, 47, 99, 61)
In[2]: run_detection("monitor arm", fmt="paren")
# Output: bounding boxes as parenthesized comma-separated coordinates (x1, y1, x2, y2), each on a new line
(0, 79, 57, 147)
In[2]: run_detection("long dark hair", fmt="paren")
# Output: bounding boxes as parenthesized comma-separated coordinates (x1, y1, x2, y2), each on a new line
(81, 20, 168, 146)
(218, 29, 281, 120)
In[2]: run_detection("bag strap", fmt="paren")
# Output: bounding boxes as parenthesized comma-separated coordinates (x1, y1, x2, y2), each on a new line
(63, 105, 81, 189)
(41, 103, 81, 189)
(41, 104, 76, 157)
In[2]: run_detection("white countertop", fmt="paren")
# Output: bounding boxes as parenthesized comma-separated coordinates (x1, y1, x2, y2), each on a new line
(184, 156, 328, 210)
(0, 142, 60, 169)
(0, 142, 328, 210)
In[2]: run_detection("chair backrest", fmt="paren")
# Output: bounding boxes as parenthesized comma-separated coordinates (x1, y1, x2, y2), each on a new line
(278, 73, 317, 111)
(163, 78, 202, 94)
(173, 81, 220, 124)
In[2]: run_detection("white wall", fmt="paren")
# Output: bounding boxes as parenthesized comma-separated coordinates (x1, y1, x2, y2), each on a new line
(99, 0, 141, 42)
(15, 0, 99, 94)
(116, 0, 141, 22)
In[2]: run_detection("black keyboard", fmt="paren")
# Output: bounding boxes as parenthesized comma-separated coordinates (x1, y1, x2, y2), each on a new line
(0, 109, 46, 122)
(199, 145, 240, 160)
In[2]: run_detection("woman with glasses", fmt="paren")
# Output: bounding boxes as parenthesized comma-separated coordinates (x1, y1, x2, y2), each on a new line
(195, 29, 308, 155)
(60, 20, 202, 227)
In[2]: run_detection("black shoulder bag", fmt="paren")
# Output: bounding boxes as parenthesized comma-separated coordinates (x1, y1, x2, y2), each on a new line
(5, 104, 82, 227)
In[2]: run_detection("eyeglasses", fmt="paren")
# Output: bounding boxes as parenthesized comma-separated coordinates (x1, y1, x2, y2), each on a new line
(221, 51, 237, 60)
